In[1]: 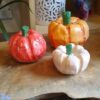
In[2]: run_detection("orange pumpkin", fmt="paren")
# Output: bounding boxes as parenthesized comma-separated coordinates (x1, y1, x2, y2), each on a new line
(48, 11, 89, 48)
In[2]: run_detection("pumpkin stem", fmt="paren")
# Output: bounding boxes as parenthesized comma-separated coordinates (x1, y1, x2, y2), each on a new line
(62, 11, 71, 25)
(21, 26, 29, 37)
(66, 44, 72, 55)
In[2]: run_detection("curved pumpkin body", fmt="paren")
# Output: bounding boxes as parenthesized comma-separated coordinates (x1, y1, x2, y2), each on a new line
(52, 43, 90, 75)
(9, 29, 46, 63)
(48, 17, 89, 48)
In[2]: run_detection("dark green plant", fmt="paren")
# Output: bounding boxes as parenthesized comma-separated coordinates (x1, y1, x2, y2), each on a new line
(0, 0, 30, 41)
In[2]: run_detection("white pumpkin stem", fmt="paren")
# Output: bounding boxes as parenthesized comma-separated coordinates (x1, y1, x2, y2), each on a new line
(66, 44, 72, 55)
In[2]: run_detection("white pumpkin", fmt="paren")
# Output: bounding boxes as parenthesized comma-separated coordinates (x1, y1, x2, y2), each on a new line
(52, 43, 90, 75)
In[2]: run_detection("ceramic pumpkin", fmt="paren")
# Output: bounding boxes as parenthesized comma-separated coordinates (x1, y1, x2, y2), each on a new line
(52, 43, 90, 75)
(9, 26, 46, 63)
(48, 11, 89, 48)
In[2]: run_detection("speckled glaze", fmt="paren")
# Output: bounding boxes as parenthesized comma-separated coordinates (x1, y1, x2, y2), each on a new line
(9, 29, 46, 63)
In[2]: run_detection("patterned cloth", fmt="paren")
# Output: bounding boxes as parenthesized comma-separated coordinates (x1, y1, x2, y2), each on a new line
(35, 0, 65, 25)
(66, 0, 91, 20)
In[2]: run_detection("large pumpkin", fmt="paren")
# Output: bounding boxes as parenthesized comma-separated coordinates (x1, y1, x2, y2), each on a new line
(48, 11, 89, 48)
(9, 26, 46, 63)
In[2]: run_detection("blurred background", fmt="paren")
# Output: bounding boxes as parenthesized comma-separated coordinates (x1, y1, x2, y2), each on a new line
(0, 0, 100, 41)
(0, 0, 29, 33)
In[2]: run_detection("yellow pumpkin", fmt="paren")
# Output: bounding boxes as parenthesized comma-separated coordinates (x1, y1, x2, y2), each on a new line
(48, 11, 89, 48)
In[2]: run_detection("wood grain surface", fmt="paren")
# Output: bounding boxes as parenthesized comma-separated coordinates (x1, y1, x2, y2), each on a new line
(0, 31, 100, 100)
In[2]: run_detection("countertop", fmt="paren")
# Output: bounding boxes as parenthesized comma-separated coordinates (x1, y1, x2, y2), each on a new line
(0, 30, 100, 100)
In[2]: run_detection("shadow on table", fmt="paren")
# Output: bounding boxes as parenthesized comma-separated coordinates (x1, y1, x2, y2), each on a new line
(25, 93, 99, 100)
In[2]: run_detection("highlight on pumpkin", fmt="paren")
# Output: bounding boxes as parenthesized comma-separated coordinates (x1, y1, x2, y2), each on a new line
(62, 11, 71, 25)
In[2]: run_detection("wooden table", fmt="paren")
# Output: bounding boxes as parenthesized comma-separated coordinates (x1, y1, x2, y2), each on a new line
(0, 30, 100, 100)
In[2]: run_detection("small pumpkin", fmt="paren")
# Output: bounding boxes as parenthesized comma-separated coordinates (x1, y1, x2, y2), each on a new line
(52, 43, 90, 75)
(9, 26, 46, 63)
(48, 11, 89, 48)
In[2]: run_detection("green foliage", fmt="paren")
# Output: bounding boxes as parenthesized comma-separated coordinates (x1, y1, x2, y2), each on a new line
(0, 20, 9, 40)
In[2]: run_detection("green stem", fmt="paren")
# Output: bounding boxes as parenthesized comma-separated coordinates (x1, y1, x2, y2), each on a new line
(62, 11, 71, 25)
(0, 20, 9, 40)
(21, 26, 29, 37)
(66, 44, 72, 55)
